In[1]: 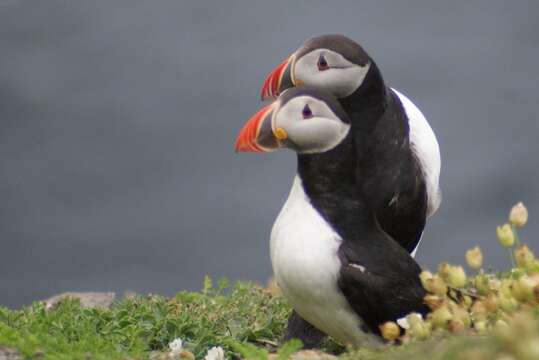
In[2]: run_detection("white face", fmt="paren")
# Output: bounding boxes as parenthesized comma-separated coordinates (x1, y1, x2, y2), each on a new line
(273, 95, 350, 154)
(293, 49, 371, 98)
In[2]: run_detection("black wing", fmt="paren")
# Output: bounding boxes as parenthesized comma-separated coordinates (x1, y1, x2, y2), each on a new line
(354, 88, 428, 254)
(337, 232, 429, 335)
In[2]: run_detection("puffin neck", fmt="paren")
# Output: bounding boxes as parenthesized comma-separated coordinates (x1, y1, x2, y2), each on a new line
(341, 63, 411, 166)
(296, 136, 377, 239)
(339, 62, 387, 131)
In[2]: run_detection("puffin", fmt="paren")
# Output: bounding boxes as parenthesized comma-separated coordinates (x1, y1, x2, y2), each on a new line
(257, 34, 441, 347)
(235, 86, 429, 346)
(260, 34, 441, 257)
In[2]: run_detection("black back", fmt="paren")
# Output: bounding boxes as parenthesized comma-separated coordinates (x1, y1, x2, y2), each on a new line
(341, 62, 428, 254)
(296, 126, 428, 336)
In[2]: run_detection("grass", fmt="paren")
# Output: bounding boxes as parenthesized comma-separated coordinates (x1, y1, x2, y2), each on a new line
(0, 279, 293, 359)
(1, 203, 538, 359)
(2, 276, 539, 359)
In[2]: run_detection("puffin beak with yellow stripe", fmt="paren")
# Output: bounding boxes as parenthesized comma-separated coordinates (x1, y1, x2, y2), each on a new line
(234, 103, 284, 153)
(236, 87, 351, 155)
(260, 35, 372, 101)
(260, 55, 298, 100)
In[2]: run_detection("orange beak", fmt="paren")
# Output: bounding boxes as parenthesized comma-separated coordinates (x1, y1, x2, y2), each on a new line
(260, 56, 294, 100)
(235, 103, 280, 153)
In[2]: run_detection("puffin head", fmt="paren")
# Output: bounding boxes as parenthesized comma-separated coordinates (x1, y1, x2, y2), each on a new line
(236, 87, 351, 154)
(260, 34, 375, 100)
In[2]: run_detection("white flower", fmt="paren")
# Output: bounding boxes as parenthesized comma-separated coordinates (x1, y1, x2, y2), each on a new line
(168, 338, 183, 356)
(509, 201, 528, 227)
(204, 346, 226, 360)
(465, 246, 483, 269)
(496, 224, 515, 248)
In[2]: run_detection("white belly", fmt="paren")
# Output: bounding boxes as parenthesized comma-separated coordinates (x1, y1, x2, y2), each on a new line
(270, 176, 378, 346)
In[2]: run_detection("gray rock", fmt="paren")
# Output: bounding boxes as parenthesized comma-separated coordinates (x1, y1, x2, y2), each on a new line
(290, 350, 338, 360)
(43, 292, 116, 310)
(0, 347, 22, 360)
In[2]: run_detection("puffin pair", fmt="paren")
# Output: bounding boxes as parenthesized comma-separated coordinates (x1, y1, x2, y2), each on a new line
(235, 35, 441, 347)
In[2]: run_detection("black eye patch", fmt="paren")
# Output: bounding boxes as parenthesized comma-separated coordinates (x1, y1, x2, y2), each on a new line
(317, 55, 329, 71)
(302, 104, 313, 119)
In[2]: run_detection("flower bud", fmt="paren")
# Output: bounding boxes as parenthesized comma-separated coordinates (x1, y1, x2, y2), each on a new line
(489, 278, 501, 292)
(379, 321, 400, 341)
(471, 301, 488, 321)
(407, 313, 423, 325)
(460, 295, 473, 309)
(424, 294, 445, 310)
(497, 224, 515, 248)
(439, 263, 467, 288)
(430, 275, 448, 296)
(512, 276, 535, 302)
(509, 202, 528, 227)
(430, 306, 452, 328)
(514, 245, 535, 268)
(449, 319, 465, 334)
(409, 320, 430, 340)
(465, 246, 483, 269)
(446, 266, 467, 288)
(419, 271, 433, 289)
(452, 306, 471, 327)
(484, 295, 499, 313)
(500, 279, 513, 298)
(474, 320, 487, 334)
(474, 274, 491, 295)
(498, 295, 518, 312)
(438, 262, 451, 277)
(421, 271, 448, 296)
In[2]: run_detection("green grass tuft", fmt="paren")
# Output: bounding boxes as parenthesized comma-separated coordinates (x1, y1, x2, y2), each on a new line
(0, 281, 293, 359)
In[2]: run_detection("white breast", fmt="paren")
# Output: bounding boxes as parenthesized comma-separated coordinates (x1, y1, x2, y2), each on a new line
(270, 176, 378, 346)
(391, 88, 441, 218)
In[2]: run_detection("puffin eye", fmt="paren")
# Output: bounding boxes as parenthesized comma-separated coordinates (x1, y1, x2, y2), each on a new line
(317, 55, 329, 71)
(302, 104, 313, 119)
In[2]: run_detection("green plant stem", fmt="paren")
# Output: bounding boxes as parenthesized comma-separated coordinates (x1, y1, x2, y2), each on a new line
(512, 225, 521, 247)
(508, 247, 516, 267)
